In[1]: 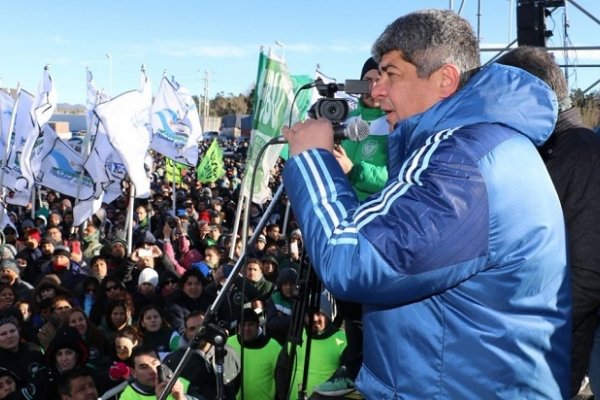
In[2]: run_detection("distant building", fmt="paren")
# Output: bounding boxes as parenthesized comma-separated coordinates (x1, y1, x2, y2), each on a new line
(220, 113, 252, 137)
(51, 114, 87, 133)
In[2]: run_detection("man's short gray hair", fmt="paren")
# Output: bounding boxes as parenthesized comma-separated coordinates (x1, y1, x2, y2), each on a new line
(372, 9, 480, 88)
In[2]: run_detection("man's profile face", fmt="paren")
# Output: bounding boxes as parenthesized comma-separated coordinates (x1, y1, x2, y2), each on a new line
(133, 353, 160, 387)
(61, 375, 98, 400)
(185, 314, 205, 342)
(373, 50, 446, 126)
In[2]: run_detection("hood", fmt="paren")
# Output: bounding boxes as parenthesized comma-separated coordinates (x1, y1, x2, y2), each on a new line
(389, 63, 558, 170)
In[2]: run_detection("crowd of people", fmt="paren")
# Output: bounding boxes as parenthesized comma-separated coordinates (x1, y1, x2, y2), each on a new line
(0, 134, 349, 400)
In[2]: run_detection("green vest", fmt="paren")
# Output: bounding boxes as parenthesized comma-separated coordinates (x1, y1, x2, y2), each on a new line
(118, 378, 190, 400)
(288, 329, 347, 400)
(227, 335, 281, 400)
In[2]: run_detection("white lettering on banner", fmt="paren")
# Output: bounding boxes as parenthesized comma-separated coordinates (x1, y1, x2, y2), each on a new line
(257, 69, 287, 134)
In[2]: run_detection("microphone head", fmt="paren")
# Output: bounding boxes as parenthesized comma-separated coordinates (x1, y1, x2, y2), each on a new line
(347, 118, 370, 142)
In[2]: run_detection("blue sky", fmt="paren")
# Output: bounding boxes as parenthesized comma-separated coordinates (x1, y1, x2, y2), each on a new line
(0, 0, 598, 105)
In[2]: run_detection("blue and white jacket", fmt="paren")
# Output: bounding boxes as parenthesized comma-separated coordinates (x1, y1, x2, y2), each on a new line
(282, 64, 571, 399)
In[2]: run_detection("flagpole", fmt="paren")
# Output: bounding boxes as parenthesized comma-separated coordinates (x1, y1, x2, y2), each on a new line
(0, 86, 20, 223)
(171, 159, 176, 216)
(228, 193, 246, 260)
(30, 185, 36, 220)
(126, 183, 135, 255)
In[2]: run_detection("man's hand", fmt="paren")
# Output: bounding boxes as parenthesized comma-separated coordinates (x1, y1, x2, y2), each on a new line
(156, 378, 186, 400)
(333, 144, 353, 174)
(283, 118, 335, 157)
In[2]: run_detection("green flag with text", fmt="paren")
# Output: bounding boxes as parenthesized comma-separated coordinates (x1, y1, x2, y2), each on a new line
(196, 139, 225, 183)
(242, 49, 305, 203)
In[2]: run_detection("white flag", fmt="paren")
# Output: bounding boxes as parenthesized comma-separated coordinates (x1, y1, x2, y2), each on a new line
(150, 76, 202, 166)
(34, 125, 95, 199)
(0, 90, 14, 159)
(74, 117, 126, 226)
(18, 67, 57, 195)
(94, 90, 151, 198)
(3, 90, 35, 206)
(73, 72, 116, 226)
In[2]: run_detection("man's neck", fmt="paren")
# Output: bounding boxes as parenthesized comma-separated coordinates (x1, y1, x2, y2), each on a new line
(131, 380, 155, 395)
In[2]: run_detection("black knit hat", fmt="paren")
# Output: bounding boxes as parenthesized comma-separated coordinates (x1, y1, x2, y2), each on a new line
(46, 326, 89, 366)
(361, 57, 379, 79)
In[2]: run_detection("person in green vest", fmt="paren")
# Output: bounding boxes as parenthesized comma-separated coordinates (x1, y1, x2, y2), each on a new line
(333, 56, 390, 201)
(227, 308, 281, 400)
(279, 290, 347, 400)
(118, 346, 197, 400)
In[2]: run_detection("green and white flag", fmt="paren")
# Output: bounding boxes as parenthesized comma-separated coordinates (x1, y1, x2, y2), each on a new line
(242, 49, 304, 203)
(196, 138, 225, 183)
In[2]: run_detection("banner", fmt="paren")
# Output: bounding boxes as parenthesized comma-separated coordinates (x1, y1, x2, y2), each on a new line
(196, 138, 225, 183)
(241, 49, 302, 204)
(94, 90, 152, 198)
(151, 76, 202, 166)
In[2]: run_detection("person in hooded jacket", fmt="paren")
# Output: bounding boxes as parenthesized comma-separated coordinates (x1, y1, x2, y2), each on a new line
(25, 326, 110, 400)
(165, 269, 213, 335)
(282, 9, 570, 399)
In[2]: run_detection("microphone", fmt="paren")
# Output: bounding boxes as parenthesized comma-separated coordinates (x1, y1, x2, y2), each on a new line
(272, 118, 370, 144)
(335, 118, 370, 142)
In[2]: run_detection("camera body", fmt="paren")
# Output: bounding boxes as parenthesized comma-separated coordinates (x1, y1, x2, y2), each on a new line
(309, 79, 370, 124)
(166, 215, 178, 229)
(157, 364, 173, 383)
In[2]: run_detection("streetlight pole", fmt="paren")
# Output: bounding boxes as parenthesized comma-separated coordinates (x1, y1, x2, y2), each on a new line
(105, 53, 112, 96)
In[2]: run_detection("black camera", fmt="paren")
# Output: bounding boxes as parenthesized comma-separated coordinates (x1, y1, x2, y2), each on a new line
(165, 214, 177, 229)
(308, 79, 370, 124)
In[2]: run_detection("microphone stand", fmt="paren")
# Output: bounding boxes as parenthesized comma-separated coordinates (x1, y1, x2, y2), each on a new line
(158, 183, 286, 400)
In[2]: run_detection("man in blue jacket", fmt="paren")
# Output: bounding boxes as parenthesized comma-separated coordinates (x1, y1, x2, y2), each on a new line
(282, 9, 571, 399)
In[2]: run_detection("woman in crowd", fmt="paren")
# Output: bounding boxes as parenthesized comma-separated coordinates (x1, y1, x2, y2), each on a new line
(89, 277, 127, 327)
(100, 296, 134, 345)
(0, 285, 17, 312)
(64, 307, 110, 368)
(136, 304, 180, 359)
(165, 269, 213, 335)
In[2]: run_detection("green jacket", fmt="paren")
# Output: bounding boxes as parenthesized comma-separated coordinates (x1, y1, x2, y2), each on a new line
(343, 101, 389, 200)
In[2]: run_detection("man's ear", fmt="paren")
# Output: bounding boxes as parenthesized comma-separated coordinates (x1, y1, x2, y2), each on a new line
(438, 64, 461, 98)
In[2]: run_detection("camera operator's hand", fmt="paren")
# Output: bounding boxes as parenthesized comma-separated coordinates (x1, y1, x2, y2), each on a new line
(333, 144, 354, 174)
(156, 378, 185, 400)
(163, 222, 173, 240)
(284, 118, 334, 157)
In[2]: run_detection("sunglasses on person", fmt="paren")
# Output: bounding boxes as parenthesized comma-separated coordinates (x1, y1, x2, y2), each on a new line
(106, 285, 121, 292)
(163, 279, 178, 285)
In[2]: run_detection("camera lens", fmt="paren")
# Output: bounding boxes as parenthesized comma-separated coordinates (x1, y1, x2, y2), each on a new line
(316, 99, 349, 123)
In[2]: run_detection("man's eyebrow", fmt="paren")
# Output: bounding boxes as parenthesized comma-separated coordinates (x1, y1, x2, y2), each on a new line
(380, 64, 394, 74)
